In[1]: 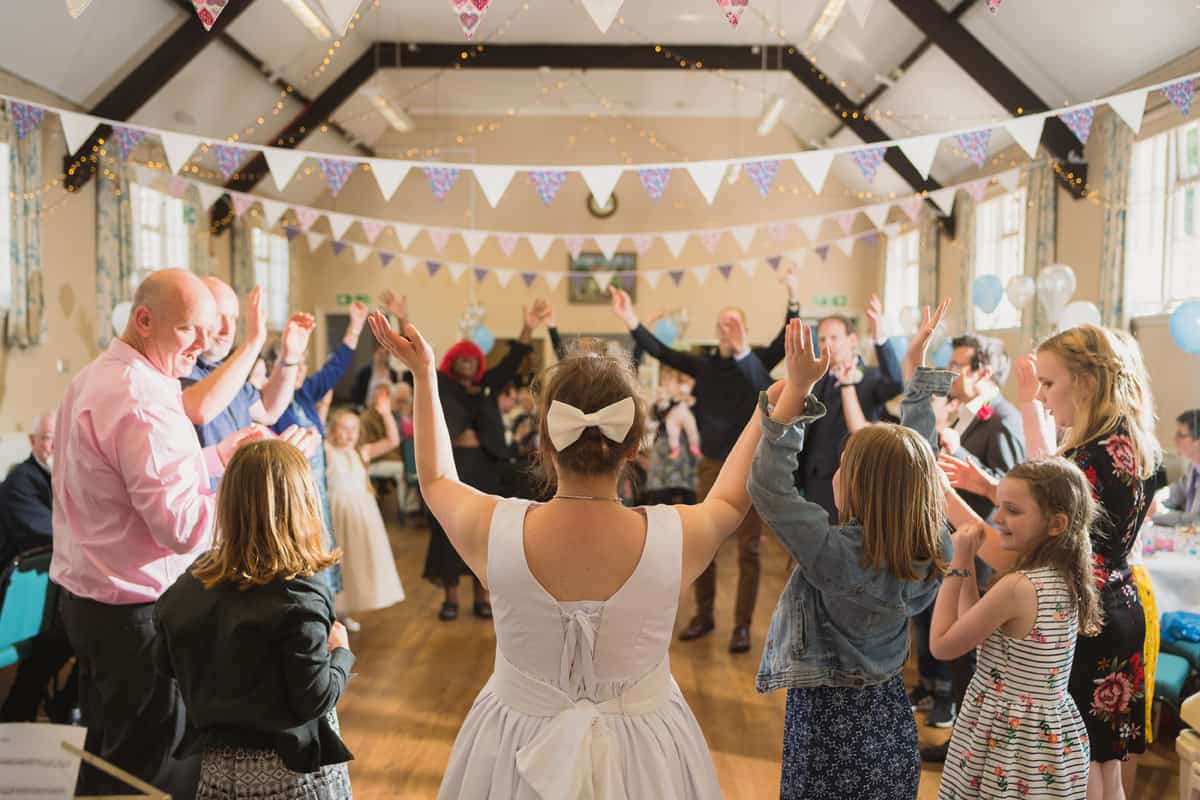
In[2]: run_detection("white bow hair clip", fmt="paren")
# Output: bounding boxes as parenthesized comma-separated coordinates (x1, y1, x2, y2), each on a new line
(545, 397, 636, 452)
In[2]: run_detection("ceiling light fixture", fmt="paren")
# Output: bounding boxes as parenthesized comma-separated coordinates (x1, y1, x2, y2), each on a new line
(809, 0, 847, 41)
(360, 87, 415, 133)
(279, 0, 332, 40)
(756, 95, 786, 136)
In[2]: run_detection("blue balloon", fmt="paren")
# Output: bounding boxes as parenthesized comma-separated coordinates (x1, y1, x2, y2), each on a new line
(653, 317, 679, 347)
(1170, 300, 1200, 355)
(971, 274, 1005, 314)
(887, 336, 910, 363)
(931, 341, 953, 368)
(470, 325, 495, 355)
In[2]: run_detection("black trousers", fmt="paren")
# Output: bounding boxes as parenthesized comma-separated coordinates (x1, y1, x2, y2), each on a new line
(60, 591, 198, 798)
(0, 601, 77, 722)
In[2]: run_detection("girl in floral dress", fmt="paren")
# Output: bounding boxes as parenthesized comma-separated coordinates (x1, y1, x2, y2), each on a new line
(931, 458, 1101, 799)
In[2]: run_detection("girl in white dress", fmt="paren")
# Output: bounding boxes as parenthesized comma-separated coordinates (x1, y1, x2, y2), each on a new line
(368, 311, 764, 800)
(325, 392, 406, 622)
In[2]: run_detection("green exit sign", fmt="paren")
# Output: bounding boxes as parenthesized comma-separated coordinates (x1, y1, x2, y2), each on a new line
(812, 295, 848, 307)
(336, 294, 371, 305)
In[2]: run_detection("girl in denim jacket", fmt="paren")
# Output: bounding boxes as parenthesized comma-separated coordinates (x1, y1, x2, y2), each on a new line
(749, 305, 954, 800)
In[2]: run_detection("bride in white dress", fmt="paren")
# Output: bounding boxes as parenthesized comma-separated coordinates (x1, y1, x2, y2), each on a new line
(368, 310, 765, 799)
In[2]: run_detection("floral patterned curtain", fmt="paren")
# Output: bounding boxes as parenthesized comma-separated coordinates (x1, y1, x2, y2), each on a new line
(955, 190, 977, 332)
(917, 206, 940, 308)
(1022, 161, 1058, 344)
(95, 160, 135, 348)
(1098, 113, 1134, 329)
(2, 104, 45, 349)
(230, 217, 256, 336)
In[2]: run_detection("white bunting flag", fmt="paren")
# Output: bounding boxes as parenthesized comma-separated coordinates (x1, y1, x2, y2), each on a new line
(846, 0, 875, 25)
(58, 110, 98, 155)
(791, 151, 835, 194)
(996, 169, 1020, 193)
(367, 159, 410, 201)
(580, 0, 625, 33)
(661, 231, 689, 259)
(835, 237, 855, 258)
(798, 217, 823, 243)
(461, 230, 488, 256)
(863, 203, 889, 229)
(401, 255, 419, 275)
(731, 225, 756, 252)
(593, 234, 621, 261)
(260, 198, 288, 229)
(1004, 114, 1046, 159)
(928, 186, 957, 216)
(580, 166, 623, 207)
(543, 272, 564, 290)
(473, 165, 515, 207)
(393, 223, 419, 249)
(692, 265, 710, 285)
(317, 0, 364, 37)
(306, 232, 325, 253)
(643, 271, 661, 289)
(66, 0, 95, 17)
(196, 182, 225, 210)
(897, 134, 941, 181)
(687, 160, 727, 205)
(592, 271, 615, 292)
(352, 243, 371, 264)
(1108, 89, 1149, 135)
(447, 263, 469, 282)
(739, 259, 759, 278)
(527, 234, 555, 261)
(160, 132, 203, 175)
(494, 268, 514, 288)
(263, 148, 306, 192)
(327, 212, 355, 241)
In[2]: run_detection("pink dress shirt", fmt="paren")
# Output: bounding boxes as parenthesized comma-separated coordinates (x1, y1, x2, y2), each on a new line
(51, 339, 226, 605)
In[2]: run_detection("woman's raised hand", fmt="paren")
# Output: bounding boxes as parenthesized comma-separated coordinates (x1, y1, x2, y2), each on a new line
(902, 297, 951, 381)
(783, 318, 831, 398)
(367, 311, 434, 377)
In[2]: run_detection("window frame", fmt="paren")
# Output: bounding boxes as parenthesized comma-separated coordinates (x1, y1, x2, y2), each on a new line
(883, 227, 920, 320)
(251, 227, 290, 331)
(130, 182, 189, 293)
(972, 187, 1027, 332)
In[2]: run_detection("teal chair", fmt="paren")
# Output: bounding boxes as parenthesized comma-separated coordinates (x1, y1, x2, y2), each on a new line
(1157, 653, 1192, 710)
(0, 546, 56, 669)
(1163, 637, 1200, 672)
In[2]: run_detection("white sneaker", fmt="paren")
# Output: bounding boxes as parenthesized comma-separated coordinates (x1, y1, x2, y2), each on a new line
(340, 616, 361, 633)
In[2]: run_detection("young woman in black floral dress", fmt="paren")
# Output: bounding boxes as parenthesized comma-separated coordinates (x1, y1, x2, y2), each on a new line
(948, 324, 1161, 800)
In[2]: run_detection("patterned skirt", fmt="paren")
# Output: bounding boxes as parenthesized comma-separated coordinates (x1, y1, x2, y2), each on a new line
(780, 674, 919, 800)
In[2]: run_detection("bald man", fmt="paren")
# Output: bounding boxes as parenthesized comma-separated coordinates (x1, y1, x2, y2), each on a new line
(51, 269, 271, 796)
(180, 277, 314, 485)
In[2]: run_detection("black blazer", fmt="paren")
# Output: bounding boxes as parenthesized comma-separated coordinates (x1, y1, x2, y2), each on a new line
(951, 394, 1026, 519)
(0, 456, 52, 565)
(153, 568, 355, 773)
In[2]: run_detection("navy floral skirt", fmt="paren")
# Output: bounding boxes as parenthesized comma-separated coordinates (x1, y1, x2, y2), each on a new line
(781, 674, 919, 800)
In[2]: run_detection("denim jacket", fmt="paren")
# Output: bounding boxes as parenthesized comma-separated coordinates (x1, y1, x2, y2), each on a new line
(750, 368, 956, 693)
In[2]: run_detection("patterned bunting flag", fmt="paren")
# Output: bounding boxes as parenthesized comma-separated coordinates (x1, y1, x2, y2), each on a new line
(450, 0, 491, 39)
(698, 231, 721, 254)
(9, 102, 45, 140)
(766, 255, 782, 271)
(717, 264, 734, 280)
(330, 241, 346, 257)
(474, 267, 489, 283)
(212, 144, 247, 180)
(850, 146, 888, 183)
(668, 270, 686, 287)
(1165, 78, 1195, 117)
(521, 272, 539, 288)
(900, 195, 923, 222)
(565, 236, 585, 259)
(319, 158, 355, 196)
(423, 167, 461, 201)
(632, 234, 654, 254)
(636, 168, 672, 202)
(426, 261, 442, 278)
(498, 234, 519, 257)
(743, 160, 780, 198)
(284, 225, 301, 241)
(361, 220, 386, 245)
(429, 228, 450, 253)
(986, 0, 1001, 10)
(955, 129, 992, 168)
(294, 208, 319, 232)
(112, 126, 147, 161)
(529, 170, 567, 205)
(379, 252, 395, 267)
(715, 0, 749, 26)
(1058, 107, 1095, 146)
(191, 0, 229, 30)
(815, 245, 830, 262)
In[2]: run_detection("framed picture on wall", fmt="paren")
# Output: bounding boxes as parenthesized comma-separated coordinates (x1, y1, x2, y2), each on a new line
(568, 252, 636, 304)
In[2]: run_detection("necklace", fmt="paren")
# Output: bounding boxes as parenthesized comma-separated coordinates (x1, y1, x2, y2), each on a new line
(553, 494, 623, 503)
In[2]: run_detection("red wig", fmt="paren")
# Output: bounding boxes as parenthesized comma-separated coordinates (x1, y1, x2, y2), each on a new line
(438, 340, 487, 383)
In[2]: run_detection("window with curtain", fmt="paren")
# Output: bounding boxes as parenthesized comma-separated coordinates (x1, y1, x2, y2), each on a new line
(0, 142, 10, 309)
(884, 228, 919, 317)
(973, 187, 1027, 330)
(1124, 119, 1200, 317)
(131, 183, 189, 291)
(252, 227, 290, 330)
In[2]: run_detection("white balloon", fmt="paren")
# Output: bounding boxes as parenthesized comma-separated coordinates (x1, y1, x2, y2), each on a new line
(1006, 275, 1036, 310)
(1037, 264, 1076, 319)
(1057, 301, 1102, 330)
(111, 301, 133, 336)
(66, 0, 93, 17)
(899, 306, 921, 335)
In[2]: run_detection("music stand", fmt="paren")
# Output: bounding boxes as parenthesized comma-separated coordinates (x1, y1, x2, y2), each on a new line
(62, 742, 170, 800)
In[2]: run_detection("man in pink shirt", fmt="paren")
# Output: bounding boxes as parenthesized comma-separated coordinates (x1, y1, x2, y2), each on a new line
(52, 268, 298, 796)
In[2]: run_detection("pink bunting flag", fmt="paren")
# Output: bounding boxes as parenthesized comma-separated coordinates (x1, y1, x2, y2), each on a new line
(429, 228, 451, 253)
(498, 234, 519, 257)
(715, 0, 749, 26)
(361, 220, 386, 245)
(632, 234, 654, 254)
(900, 195, 924, 222)
(717, 264, 734, 280)
(212, 144, 248, 181)
(449, 0, 490, 39)
(521, 272, 539, 288)
(230, 194, 254, 217)
(955, 129, 991, 168)
(166, 176, 189, 198)
(698, 231, 721, 254)
(474, 267, 489, 283)
(835, 211, 857, 235)
(986, 0, 1001, 10)
(815, 245, 830, 262)
(636, 168, 672, 202)
(9, 101, 45, 140)
(766, 255, 782, 271)
(379, 252, 395, 267)
(319, 158, 355, 196)
(112, 126, 147, 161)
(743, 159, 780, 198)
(426, 261, 442, 278)
(191, 0, 229, 31)
(565, 236, 584, 259)
(767, 223, 789, 242)
(1058, 107, 1095, 146)
(330, 241, 346, 257)
(850, 146, 887, 183)
(529, 170, 567, 205)
(1165, 78, 1195, 117)
(294, 208, 319, 232)
(668, 270, 686, 287)
(423, 166, 461, 201)
(963, 177, 989, 203)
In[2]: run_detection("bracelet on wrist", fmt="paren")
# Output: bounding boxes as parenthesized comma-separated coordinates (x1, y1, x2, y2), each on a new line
(281, 359, 300, 367)
(946, 568, 973, 579)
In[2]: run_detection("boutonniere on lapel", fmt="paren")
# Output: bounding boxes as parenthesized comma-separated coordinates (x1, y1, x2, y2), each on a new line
(976, 403, 995, 422)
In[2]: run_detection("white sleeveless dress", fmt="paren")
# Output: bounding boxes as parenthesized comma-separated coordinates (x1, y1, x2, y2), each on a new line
(437, 498, 721, 800)
(324, 444, 405, 614)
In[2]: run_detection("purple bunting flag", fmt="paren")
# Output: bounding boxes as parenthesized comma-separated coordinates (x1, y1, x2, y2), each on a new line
(570, 274, 588, 292)
(319, 158, 355, 196)
(717, 263, 734, 280)
(1058, 107, 1095, 146)
(766, 255, 782, 271)
(850, 146, 887, 183)
(1165, 78, 1195, 117)
(668, 270, 685, 287)
(955, 129, 992, 168)
(743, 159, 780, 198)
(863, 233, 879, 248)
(636, 168, 672, 202)
(529, 170, 567, 205)
(330, 241, 346, 257)
(815, 245, 830, 262)
(423, 167, 461, 201)
(474, 267, 489, 283)
(8, 101, 45, 141)
(284, 225, 301, 241)
(379, 252, 395, 267)
(111, 126, 147, 161)
(426, 260, 442, 278)
(521, 272, 539, 288)
(212, 144, 248, 181)
(619, 274, 636, 291)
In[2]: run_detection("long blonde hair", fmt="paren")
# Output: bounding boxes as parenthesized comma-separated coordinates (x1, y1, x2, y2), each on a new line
(1005, 458, 1103, 636)
(838, 424, 948, 582)
(1037, 325, 1161, 479)
(192, 440, 340, 589)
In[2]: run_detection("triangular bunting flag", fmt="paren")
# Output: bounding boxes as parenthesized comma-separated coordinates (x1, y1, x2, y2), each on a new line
(529, 170, 567, 205)
(850, 146, 888, 183)
(929, 187, 957, 215)
(450, 0, 491, 39)
(494, 268, 514, 288)
(632, 234, 654, 254)
(379, 252, 395, 267)
(425, 260, 442, 278)
(883, 224, 901, 237)
(1164, 78, 1195, 116)
(212, 144, 248, 181)
(668, 270, 685, 287)
(429, 228, 451, 253)
(306, 232, 325, 253)
(767, 222, 789, 242)
(58, 110, 97, 155)
(166, 176, 188, 198)
(447, 262, 469, 282)
(564, 236, 585, 259)
(401, 255, 419, 274)
(636, 167, 672, 202)
(687, 161, 727, 205)
(997, 169, 1020, 193)
(986, 0, 1001, 10)
(580, 166, 623, 207)
(67, 0, 95, 18)
(897, 134, 940, 180)
(543, 272, 564, 290)
(739, 259, 758, 278)
(393, 223, 419, 249)
(643, 271, 661, 289)
(1058, 107, 1095, 146)
(327, 212, 354, 241)
(230, 193, 254, 217)
(498, 234, 519, 256)
(462, 230, 488, 256)
(900, 195, 923, 222)
(520, 272, 538, 288)
(284, 225, 300, 241)
(815, 245, 830, 262)
(592, 271, 615, 292)
(963, 178, 989, 203)
(191, 0, 229, 31)
(791, 151, 835, 193)
(112, 126, 146, 161)
(319, 158, 356, 196)
(846, 0, 874, 25)
(264, 148, 306, 191)
(580, 0, 624, 32)
(474, 165, 515, 207)
(955, 129, 992, 168)
(835, 211, 857, 235)
(1004, 114, 1045, 158)
(318, 0, 365, 37)
(744, 159, 780, 198)
(330, 241, 347, 257)
(698, 231, 721, 255)
(798, 217, 823, 243)
(766, 255, 782, 272)
(593, 234, 621, 261)
(1108, 90, 1149, 134)
(528, 234, 554, 260)
(157, 132, 202, 175)
(352, 243, 371, 264)
(731, 225, 756, 252)
(473, 267, 489, 283)
(361, 220, 386, 244)
(662, 232, 689, 258)
(715, 0, 747, 26)
(692, 265, 710, 285)
(196, 182, 225, 210)
(424, 167, 461, 201)
(367, 158, 410, 201)
(717, 263, 734, 280)
(835, 237, 855, 258)
(295, 207, 320, 231)
(863, 203, 889, 229)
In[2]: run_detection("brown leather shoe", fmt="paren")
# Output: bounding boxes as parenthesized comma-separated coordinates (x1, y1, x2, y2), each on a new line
(678, 616, 715, 641)
(729, 625, 751, 653)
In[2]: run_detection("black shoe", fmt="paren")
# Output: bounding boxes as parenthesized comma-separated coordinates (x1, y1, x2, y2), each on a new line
(729, 625, 751, 654)
(908, 683, 934, 712)
(927, 695, 957, 729)
(679, 616, 715, 641)
(438, 602, 459, 621)
(920, 742, 949, 763)
(473, 602, 493, 620)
